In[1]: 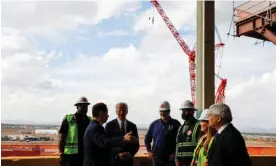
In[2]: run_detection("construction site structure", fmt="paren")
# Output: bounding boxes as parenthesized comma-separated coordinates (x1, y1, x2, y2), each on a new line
(234, 1, 276, 44)
(150, 0, 227, 104)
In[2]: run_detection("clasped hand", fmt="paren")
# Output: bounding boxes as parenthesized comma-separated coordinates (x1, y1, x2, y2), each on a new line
(123, 131, 138, 143)
(118, 152, 131, 161)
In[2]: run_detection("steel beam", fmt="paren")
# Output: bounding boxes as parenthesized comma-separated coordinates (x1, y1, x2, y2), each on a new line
(236, 6, 276, 44)
(256, 28, 276, 44)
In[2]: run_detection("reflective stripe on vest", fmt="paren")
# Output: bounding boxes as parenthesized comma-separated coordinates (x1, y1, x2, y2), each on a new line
(64, 114, 92, 155)
(177, 152, 194, 157)
(192, 122, 200, 142)
(177, 142, 198, 147)
(176, 121, 200, 157)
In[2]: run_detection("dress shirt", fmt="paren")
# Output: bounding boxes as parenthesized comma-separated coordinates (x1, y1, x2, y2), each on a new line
(117, 118, 127, 133)
(217, 123, 229, 134)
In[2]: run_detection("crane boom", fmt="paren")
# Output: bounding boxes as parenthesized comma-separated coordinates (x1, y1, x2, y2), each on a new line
(151, 0, 227, 104)
(151, 0, 196, 103)
(150, 1, 193, 56)
(215, 78, 227, 103)
(215, 73, 227, 103)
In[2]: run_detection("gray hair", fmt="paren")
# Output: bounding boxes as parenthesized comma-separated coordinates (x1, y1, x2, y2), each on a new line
(116, 102, 128, 110)
(209, 103, 232, 123)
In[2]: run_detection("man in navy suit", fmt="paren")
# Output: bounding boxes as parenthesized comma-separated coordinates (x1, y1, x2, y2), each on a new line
(206, 103, 251, 166)
(105, 102, 140, 166)
(83, 102, 136, 166)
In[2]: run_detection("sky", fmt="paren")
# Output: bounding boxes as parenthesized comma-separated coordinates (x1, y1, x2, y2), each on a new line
(1, 0, 276, 131)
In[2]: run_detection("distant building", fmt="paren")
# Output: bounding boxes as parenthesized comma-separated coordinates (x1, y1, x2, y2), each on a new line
(34, 129, 58, 135)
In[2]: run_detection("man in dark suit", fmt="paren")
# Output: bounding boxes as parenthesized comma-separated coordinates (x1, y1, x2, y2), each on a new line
(83, 102, 136, 166)
(206, 103, 251, 166)
(105, 102, 140, 166)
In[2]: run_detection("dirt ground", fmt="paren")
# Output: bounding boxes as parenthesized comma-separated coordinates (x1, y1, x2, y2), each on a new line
(2, 128, 276, 148)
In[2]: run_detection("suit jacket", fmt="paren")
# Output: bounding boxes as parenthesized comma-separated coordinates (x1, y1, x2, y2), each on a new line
(105, 119, 140, 166)
(83, 120, 125, 166)
(207, 123, 251, 166)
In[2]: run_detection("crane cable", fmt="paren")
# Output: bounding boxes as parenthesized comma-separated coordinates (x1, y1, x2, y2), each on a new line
(227, 0, 235, 39)
(214, 25, 225, 85)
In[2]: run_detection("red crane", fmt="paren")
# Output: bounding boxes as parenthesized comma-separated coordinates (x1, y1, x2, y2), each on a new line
(150, 0, 227, 104)
(215, 74, 227, 103)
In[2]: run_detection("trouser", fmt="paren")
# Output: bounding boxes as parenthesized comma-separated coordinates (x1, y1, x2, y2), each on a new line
(175, 158, 193, 166)
(112, 158, 133, 166)
(60, 154, 82, 166)
(153, 158, 175, 166)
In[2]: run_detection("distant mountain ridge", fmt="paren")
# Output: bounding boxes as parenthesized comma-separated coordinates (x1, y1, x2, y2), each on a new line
(1, 120, 60, 126)
(240, 127, 276, 134)
(2, 120, 276, 134)
(2, 120, 35, 124)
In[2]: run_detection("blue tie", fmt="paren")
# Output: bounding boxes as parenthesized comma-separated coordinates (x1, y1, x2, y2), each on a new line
(214, 133, 220, 140)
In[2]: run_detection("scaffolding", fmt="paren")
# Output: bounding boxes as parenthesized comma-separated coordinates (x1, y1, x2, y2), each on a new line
(234, 0, 276, 44)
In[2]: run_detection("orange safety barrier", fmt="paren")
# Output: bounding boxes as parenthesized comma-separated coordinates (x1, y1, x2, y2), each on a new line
(2, 144, 276, 157)
(1, 145, 58, 157)
(247, 147, 276, 156)
(2, 156, 276, 166)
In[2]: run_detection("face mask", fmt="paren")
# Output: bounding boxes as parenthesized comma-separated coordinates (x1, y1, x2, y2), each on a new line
(181, 113, 187, 120)
(77, 105, 88, 115)
(182, 113, 193, 121)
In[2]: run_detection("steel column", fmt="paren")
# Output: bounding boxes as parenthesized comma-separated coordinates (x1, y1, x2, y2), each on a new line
(196, 0, 203, 118)
(196, 0, 215, 118)
(202, 0, 215, 109)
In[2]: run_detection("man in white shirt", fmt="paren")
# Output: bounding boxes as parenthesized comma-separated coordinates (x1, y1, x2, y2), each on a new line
(105, 102, 139, 166)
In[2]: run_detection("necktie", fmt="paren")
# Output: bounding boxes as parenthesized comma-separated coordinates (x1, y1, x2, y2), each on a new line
(214, 133, 220, 140)
(121, 121, 126, 134)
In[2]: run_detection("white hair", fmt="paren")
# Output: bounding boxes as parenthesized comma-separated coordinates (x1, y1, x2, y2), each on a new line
(116, 102, 128, 110)
(209, 103, 233, 123)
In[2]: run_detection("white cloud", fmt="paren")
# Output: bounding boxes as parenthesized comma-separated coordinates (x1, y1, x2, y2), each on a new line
(1, 27, 64, 94)
(1, 27, 34, 59)
(2, 1, 276, 131)
(134, 1, 195, 35)
(94, 0, 141, 23)
(1, 1, 141, 38)
(98, 30, 129, 37)
(226, 70, 276, 129)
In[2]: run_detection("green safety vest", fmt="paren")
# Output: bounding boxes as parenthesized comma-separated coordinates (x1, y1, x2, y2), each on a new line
(64, 114, 92, 155)
(176, 121, 200, 159)
(191, 136, 214, 166)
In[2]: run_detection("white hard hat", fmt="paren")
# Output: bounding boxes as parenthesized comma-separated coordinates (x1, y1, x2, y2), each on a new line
(159, 101, 170, 111)
(74, 96, 90, 106)
(179, 100, 195, 110)
(199, 109, 210, 121)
